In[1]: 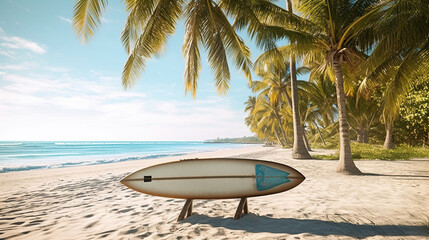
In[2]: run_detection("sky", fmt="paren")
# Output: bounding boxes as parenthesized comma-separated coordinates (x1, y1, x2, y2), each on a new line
(0, 0, 281, 141)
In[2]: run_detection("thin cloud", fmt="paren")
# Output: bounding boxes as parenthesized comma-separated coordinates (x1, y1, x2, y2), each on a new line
(0, 50, 15, 58)
(0, 62, 37, 71)
(45, 66, 69, 73)
(58, 16, 72, 24)
(101, 17, 111, 23)
(0, 72, 251, 141)
(0, 35, 46, 54)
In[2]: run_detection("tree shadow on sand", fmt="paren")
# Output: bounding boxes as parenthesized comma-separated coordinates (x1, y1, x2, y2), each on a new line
(182, 214, 428, 238)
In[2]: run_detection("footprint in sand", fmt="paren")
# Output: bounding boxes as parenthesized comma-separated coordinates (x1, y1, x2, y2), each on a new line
(117, 208, 134, 214)
(85, 221, 98, 229)
(137, 232, 152, 238)
(25, 220, 44, 226)
(11, 221, 25, 225)
(125, 228, 138, 234)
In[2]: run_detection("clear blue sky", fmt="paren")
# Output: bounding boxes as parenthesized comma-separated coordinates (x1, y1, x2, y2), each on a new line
(0, 0, 295, 141)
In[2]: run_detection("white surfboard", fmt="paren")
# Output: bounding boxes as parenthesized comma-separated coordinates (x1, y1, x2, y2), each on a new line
(120, 158, 305, 199)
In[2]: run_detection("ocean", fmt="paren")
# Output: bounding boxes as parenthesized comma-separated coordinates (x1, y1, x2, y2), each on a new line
(0, 141, 252, 173)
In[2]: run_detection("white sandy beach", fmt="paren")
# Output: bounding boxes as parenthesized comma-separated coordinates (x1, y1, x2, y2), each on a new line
(0, 145, 428, 240)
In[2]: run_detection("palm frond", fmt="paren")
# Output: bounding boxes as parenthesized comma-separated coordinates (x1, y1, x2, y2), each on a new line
(121, 0, 159, 54)
(383, 42, 429, 120)
(73, 0, 108, 44)
(221, 0, 284, 50)
(196, 0, 253, 95)
(199, 0, 230, 95)
(183, 0, 203, 98)
(122, 0, 183, 89)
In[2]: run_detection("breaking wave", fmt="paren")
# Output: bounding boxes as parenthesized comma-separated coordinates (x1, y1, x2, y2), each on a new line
(0, 152, 187, 173)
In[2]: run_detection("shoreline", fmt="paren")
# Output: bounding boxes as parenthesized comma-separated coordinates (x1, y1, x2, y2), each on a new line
(0, 142, 260, 174)
(0, 145, 428, 239)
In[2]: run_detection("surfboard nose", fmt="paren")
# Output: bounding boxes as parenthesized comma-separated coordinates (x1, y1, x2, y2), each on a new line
(119, 177, 127, 186)
(120, 173, 133, 187)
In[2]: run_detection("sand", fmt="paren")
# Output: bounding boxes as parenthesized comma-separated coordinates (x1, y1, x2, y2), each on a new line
(0, 145, 428, 240)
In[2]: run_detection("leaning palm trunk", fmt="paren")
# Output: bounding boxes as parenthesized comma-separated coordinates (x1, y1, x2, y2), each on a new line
(273, 129, 283, 146)
(282, 89, 292, 109)
(302, 129, 312, 151)
(275, 113, 289, 146)
(332, 58, 361, 174)
(383, 120, 394, 149)
(315, 123, 327, 146)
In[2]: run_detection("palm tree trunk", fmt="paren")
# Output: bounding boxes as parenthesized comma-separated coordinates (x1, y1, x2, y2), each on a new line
(275, 113, 289, 146)
(424, 132, 428, 148)
(357, 127, 369, 143)
(290, 54, 311, 158)
(332, 58, 361, 175)
(315, 123, 327, 146)
(383, 120, 394, 149)
(302, 126, 312, 151)
(282, 89, 292, 108)
(273, 129, 282, 146)
(287, 1, 311, 159)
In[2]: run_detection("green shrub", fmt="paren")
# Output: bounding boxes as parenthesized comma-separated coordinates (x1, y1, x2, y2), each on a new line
(313, 142, 429, 160)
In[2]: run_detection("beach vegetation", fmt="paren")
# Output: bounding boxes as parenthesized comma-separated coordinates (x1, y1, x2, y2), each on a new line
(243, 0, 428, 172)
(205, 136, 265, 144)
(313, 142, 429, 161)
(243, 0, 385, 175)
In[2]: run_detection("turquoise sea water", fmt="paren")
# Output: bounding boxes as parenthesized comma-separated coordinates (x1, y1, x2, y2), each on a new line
(0, 141, 252, 173)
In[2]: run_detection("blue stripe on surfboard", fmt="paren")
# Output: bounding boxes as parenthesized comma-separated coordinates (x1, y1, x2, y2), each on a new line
(255, 164, 290, 191)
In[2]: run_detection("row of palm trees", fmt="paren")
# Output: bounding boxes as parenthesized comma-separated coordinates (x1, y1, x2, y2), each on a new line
(73, 0, 428, 175)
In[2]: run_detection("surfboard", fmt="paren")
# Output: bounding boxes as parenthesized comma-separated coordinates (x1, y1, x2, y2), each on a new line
(120, 158, 305, 199)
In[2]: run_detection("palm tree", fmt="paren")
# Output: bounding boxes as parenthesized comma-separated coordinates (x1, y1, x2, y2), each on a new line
(346, 88, 381, 143)
(254, 93, 290, 146)
(250, 0, 384, 174)
(221, 0, 316, 157)
(298, 76, 337, 146)
(254, 51, 311, 157)
(253, 63, 290, 107)
(73, 0, 252, 97)
(244, 96, 257, 126)
(286, 0, 311, 159)
(351, 0, 429, 149)
(245, 95, 286, 145)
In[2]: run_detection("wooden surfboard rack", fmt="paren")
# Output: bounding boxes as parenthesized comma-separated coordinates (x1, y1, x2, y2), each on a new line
(234, 197, 249, 220)
(177, 199, 193, 221)
(177, 198, 249, 221)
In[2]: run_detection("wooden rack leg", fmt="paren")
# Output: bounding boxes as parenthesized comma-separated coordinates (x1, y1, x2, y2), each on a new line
(178, 199, 193, 221)
(243, 198, 249, 214)
(187, 200, 192, 217)
(234, 198, 248, 220)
